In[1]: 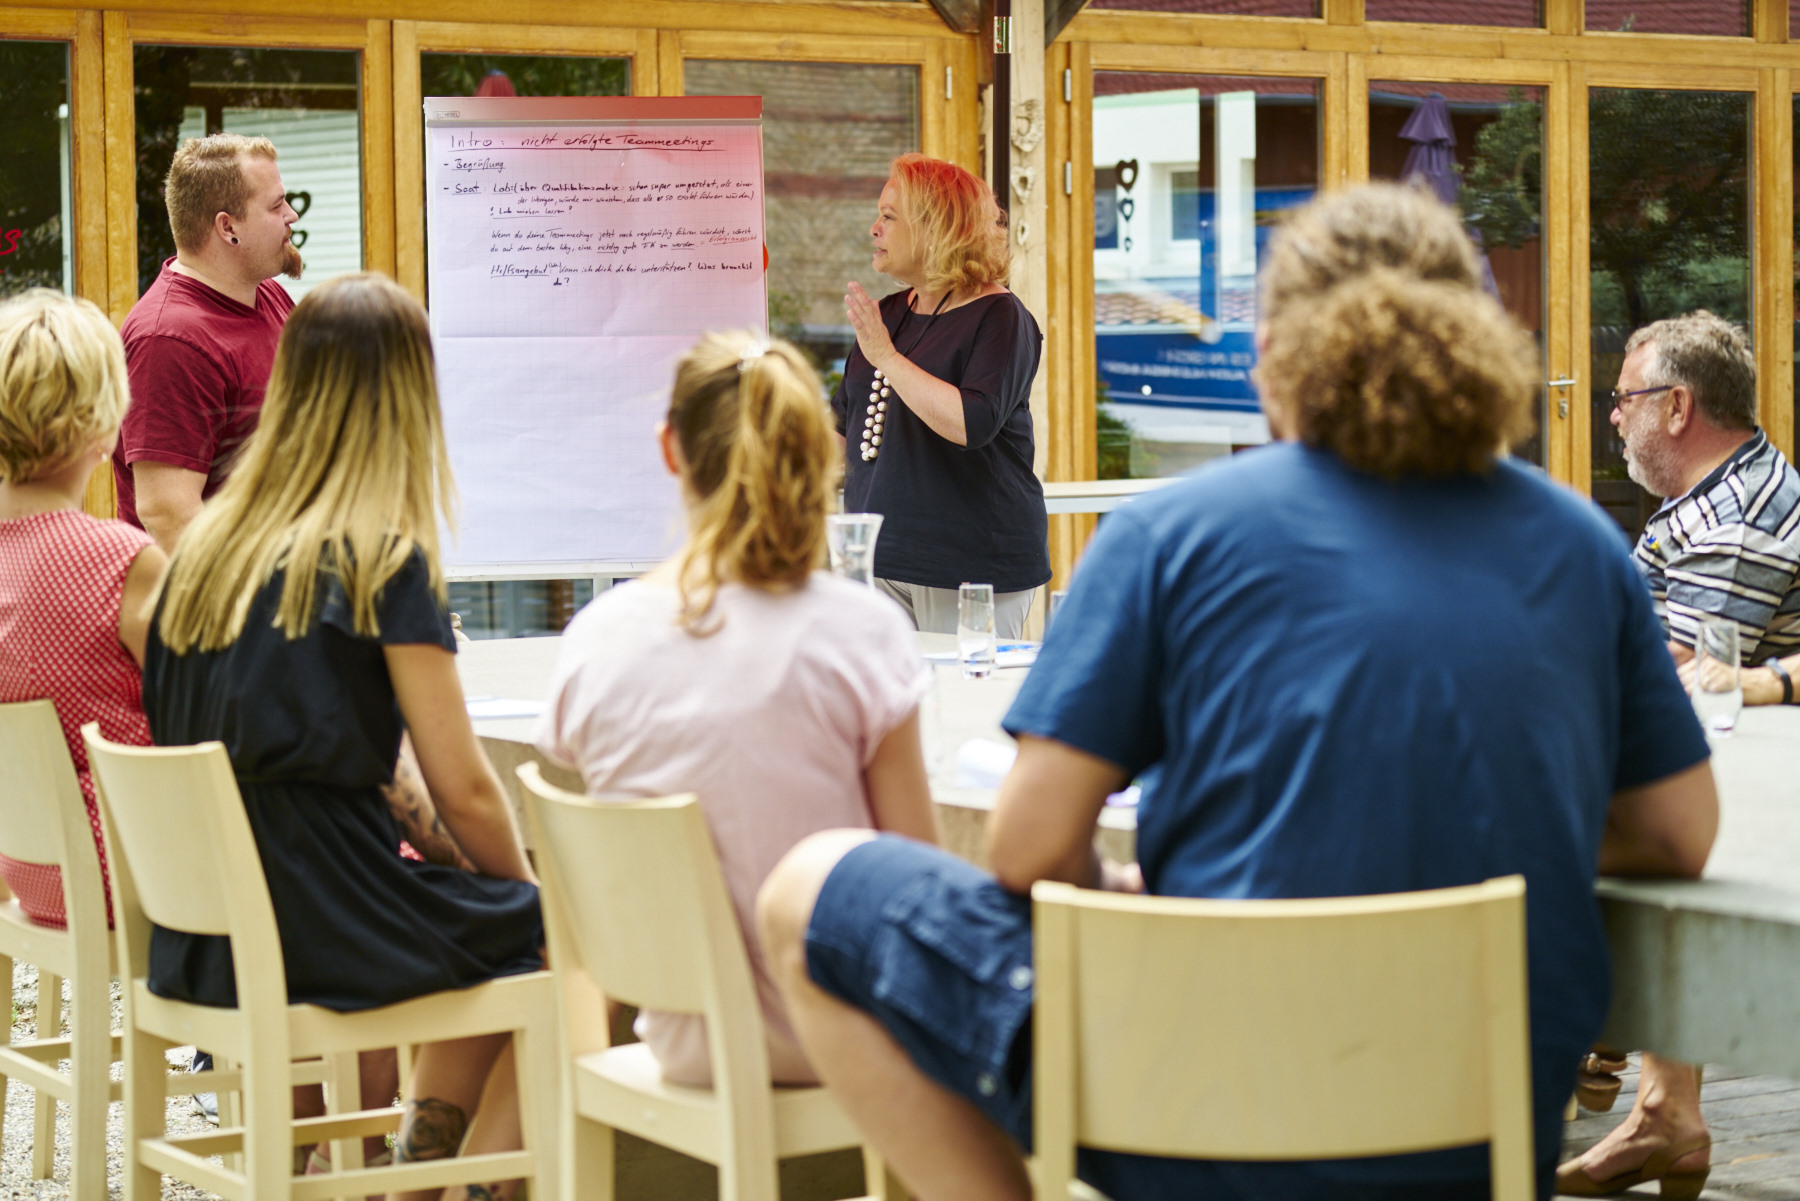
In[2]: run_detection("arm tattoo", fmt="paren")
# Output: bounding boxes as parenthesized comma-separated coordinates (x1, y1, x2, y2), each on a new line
(383, 739, 477, 871)
(393, 1096, 468, 1162)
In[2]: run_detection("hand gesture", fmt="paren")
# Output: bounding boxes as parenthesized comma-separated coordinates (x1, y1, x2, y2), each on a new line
(845, 281, 896, 372)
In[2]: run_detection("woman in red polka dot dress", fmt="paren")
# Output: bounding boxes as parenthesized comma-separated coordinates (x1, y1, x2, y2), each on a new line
(0, 290, 168, 928)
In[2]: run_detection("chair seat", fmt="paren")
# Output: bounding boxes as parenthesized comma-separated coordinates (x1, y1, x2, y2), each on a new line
(576, 1042, 862, 1164)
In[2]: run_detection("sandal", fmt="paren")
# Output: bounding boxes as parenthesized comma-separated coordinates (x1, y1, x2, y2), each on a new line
(1554, 1132, 1711, 1199)
(1575, 1050, 1629, 1113)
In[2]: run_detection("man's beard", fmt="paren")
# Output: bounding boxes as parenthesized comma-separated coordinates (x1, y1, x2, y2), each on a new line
(1623, 423, 1680, 497)
(280, 239, 305, 280)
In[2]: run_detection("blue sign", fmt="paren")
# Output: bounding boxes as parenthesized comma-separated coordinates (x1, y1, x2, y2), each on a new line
(1097, 328, 1260, 410)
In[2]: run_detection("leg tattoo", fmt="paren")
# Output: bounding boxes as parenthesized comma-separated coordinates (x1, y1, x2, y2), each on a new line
(393, 1097, 469, 1162)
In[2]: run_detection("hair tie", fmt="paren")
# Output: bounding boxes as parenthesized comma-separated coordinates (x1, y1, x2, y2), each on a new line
(737, 339, 772, 373)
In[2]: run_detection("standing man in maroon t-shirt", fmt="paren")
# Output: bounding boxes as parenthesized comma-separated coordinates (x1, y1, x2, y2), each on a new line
(116, 132, 301, 550)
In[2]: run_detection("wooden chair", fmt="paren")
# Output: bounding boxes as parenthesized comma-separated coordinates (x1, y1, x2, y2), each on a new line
(84, 723, 563, 1200)
(516, 762, 904, 1201)
(0, 699, 118, 1201)
(1031, 875, 1535, 1201)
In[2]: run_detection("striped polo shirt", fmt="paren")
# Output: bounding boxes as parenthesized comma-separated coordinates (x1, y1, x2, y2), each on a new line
(1634, 429, 1800, 664)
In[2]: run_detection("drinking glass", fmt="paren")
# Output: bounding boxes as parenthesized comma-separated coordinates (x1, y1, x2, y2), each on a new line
(1693, 617, 1742, 737)
(958, 583, 996, 680)
(826, 513, 883, 586)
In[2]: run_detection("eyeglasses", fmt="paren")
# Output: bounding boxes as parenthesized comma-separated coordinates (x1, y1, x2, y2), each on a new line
(1611, 384, 1675, 412)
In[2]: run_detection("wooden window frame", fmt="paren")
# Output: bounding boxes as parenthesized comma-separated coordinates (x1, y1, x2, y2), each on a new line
(1052, 0, 1800, 524)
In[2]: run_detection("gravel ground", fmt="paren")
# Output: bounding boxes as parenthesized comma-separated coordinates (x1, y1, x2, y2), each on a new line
(2, 960, 217, 1200)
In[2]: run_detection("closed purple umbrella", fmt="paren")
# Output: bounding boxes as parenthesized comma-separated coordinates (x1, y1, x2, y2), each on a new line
(1399, 93, 1459, 207)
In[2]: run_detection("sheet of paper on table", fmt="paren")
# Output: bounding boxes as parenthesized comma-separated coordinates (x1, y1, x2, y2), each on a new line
(466, 696, 548, 720)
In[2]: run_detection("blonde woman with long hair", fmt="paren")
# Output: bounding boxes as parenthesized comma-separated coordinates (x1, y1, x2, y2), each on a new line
(836, 153, 1049, 636)
(535, 330, 937, 1088)
(142, 274, 542, 1187)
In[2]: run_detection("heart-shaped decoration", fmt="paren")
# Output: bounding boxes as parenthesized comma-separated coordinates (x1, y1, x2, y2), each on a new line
(285, 190, 313, 220)
(290, 229, 309, 249)
(1011, 165, 1037, 202)
(1118, 197, 1136, 222)
(1014, 218, 1030, 247)
(1115, 159, 1140, 193)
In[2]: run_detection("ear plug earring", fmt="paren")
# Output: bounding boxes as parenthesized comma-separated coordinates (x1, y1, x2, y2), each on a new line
(230, 237, 239, 245)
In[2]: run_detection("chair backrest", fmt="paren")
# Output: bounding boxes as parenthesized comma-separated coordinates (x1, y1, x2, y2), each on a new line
(516, 764, 769, 1072)
(1031, 876, 1534, 1201)
(83, 723, 290, 1025)
(0, 700, 86, 866)
(0, 700, 109, 931)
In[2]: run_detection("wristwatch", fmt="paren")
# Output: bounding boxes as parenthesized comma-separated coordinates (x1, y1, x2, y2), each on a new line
(1764, 656, 1794, 705)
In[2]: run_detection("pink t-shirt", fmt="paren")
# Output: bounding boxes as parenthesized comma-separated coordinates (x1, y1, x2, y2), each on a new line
(536, 572, 928, 1086)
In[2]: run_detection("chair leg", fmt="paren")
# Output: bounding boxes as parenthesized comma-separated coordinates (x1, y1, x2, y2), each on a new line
(863, 1145, 911, 1201)
(515, 1021, 563, 1201)
(0, 954, 12, 1168)
(124, 1026, 173, 1201)
(245, 1051, 297, 1198)
(31, 968, 61, 1180)
(573, 1116, 615, 1201)
(325, 1049, 364, 1189)
(67, 962, 111, 1201)
(216, 1051, 245, 1172)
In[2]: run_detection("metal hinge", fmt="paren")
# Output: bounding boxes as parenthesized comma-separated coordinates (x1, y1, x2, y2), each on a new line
(946, 66, 953, 99)
(1065, 161, 1073, 194)
(1064, 68, 1073, 102)
(994, 15, 1012, 54)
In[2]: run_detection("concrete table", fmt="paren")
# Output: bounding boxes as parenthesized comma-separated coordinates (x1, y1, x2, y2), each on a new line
(457, 637, 1800, 1081)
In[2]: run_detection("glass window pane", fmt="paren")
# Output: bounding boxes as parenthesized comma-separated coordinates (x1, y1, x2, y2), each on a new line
(133, 46, 362, 301)
(1093, 73, 1319, 478)
(0, 40, 73, 297)
(685, 60, 919, 381)
(420, 53, 627, 99)
(1086, 0, 1318, 14)
(448, 579, 595, 639)
(1585, 2, 1748, 35)
(1369, 82, 1546, 465)
(1589, 88, 1750, 539)
(1366, 0, 1541, 25)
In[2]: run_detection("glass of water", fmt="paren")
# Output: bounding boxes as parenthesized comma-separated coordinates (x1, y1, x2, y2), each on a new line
(826, 513, 883, 586)
(958, 582, 996, 680)
(1693, 617, 1742, 737)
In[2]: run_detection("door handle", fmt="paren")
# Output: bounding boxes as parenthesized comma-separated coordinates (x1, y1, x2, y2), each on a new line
(1546, 379, 1576, 419)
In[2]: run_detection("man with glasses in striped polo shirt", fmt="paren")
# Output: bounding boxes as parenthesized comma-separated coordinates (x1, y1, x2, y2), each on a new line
(1561, 309, 1800, 1197)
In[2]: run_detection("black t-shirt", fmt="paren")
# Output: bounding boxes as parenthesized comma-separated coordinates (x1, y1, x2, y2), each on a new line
(831, 289, 1051, 593)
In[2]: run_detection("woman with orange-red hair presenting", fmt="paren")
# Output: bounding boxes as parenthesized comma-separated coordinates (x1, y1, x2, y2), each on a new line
(836, 153, 1050, 637)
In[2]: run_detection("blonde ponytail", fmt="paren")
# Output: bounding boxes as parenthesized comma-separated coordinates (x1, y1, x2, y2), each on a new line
(667, 332, 836, 633)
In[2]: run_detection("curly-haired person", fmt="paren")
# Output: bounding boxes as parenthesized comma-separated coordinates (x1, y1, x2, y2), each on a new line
(756, 183, 1719, 1201)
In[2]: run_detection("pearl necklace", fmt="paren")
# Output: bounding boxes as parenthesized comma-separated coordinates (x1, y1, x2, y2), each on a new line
(860, 370, 890, 462)
(859, 289, 953, 464)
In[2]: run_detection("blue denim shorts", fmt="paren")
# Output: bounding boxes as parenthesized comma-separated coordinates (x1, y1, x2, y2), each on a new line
(805, 836, 1513, 1201)
(805, 835, 1038, 1148)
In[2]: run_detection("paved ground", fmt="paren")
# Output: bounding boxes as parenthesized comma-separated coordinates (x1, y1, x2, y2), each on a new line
(1562, 1056, 1800, 1199)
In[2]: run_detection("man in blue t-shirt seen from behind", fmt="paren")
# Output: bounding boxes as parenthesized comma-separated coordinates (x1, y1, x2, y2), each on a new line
(756, 183, 1719, 1201)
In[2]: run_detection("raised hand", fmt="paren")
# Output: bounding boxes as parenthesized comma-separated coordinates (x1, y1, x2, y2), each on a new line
(845, 281, 897, 372)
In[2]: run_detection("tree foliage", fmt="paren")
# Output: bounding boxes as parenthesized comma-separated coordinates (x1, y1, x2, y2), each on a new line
(1462, 87, 1749, 331)
(0, 41, 71, 296)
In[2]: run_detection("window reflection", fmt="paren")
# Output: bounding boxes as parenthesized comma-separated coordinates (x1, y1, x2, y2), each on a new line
(134, 46, 362, 300)
(685, 60, 919, 387)
(0, 40, 73, 297)
(420, 53, 627, 99)
(1086, 0, 1318, 14)
(1589, 88, 1750, 538)
(1585, 2, 1748, 36)
(1092, 73, 1319, 479)
(1370, 82, 1546, 466)
(1366, 1, 1541, 25)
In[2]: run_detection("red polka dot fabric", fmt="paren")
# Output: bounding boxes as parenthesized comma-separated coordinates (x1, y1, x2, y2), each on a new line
(0, 510, 154, 929)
